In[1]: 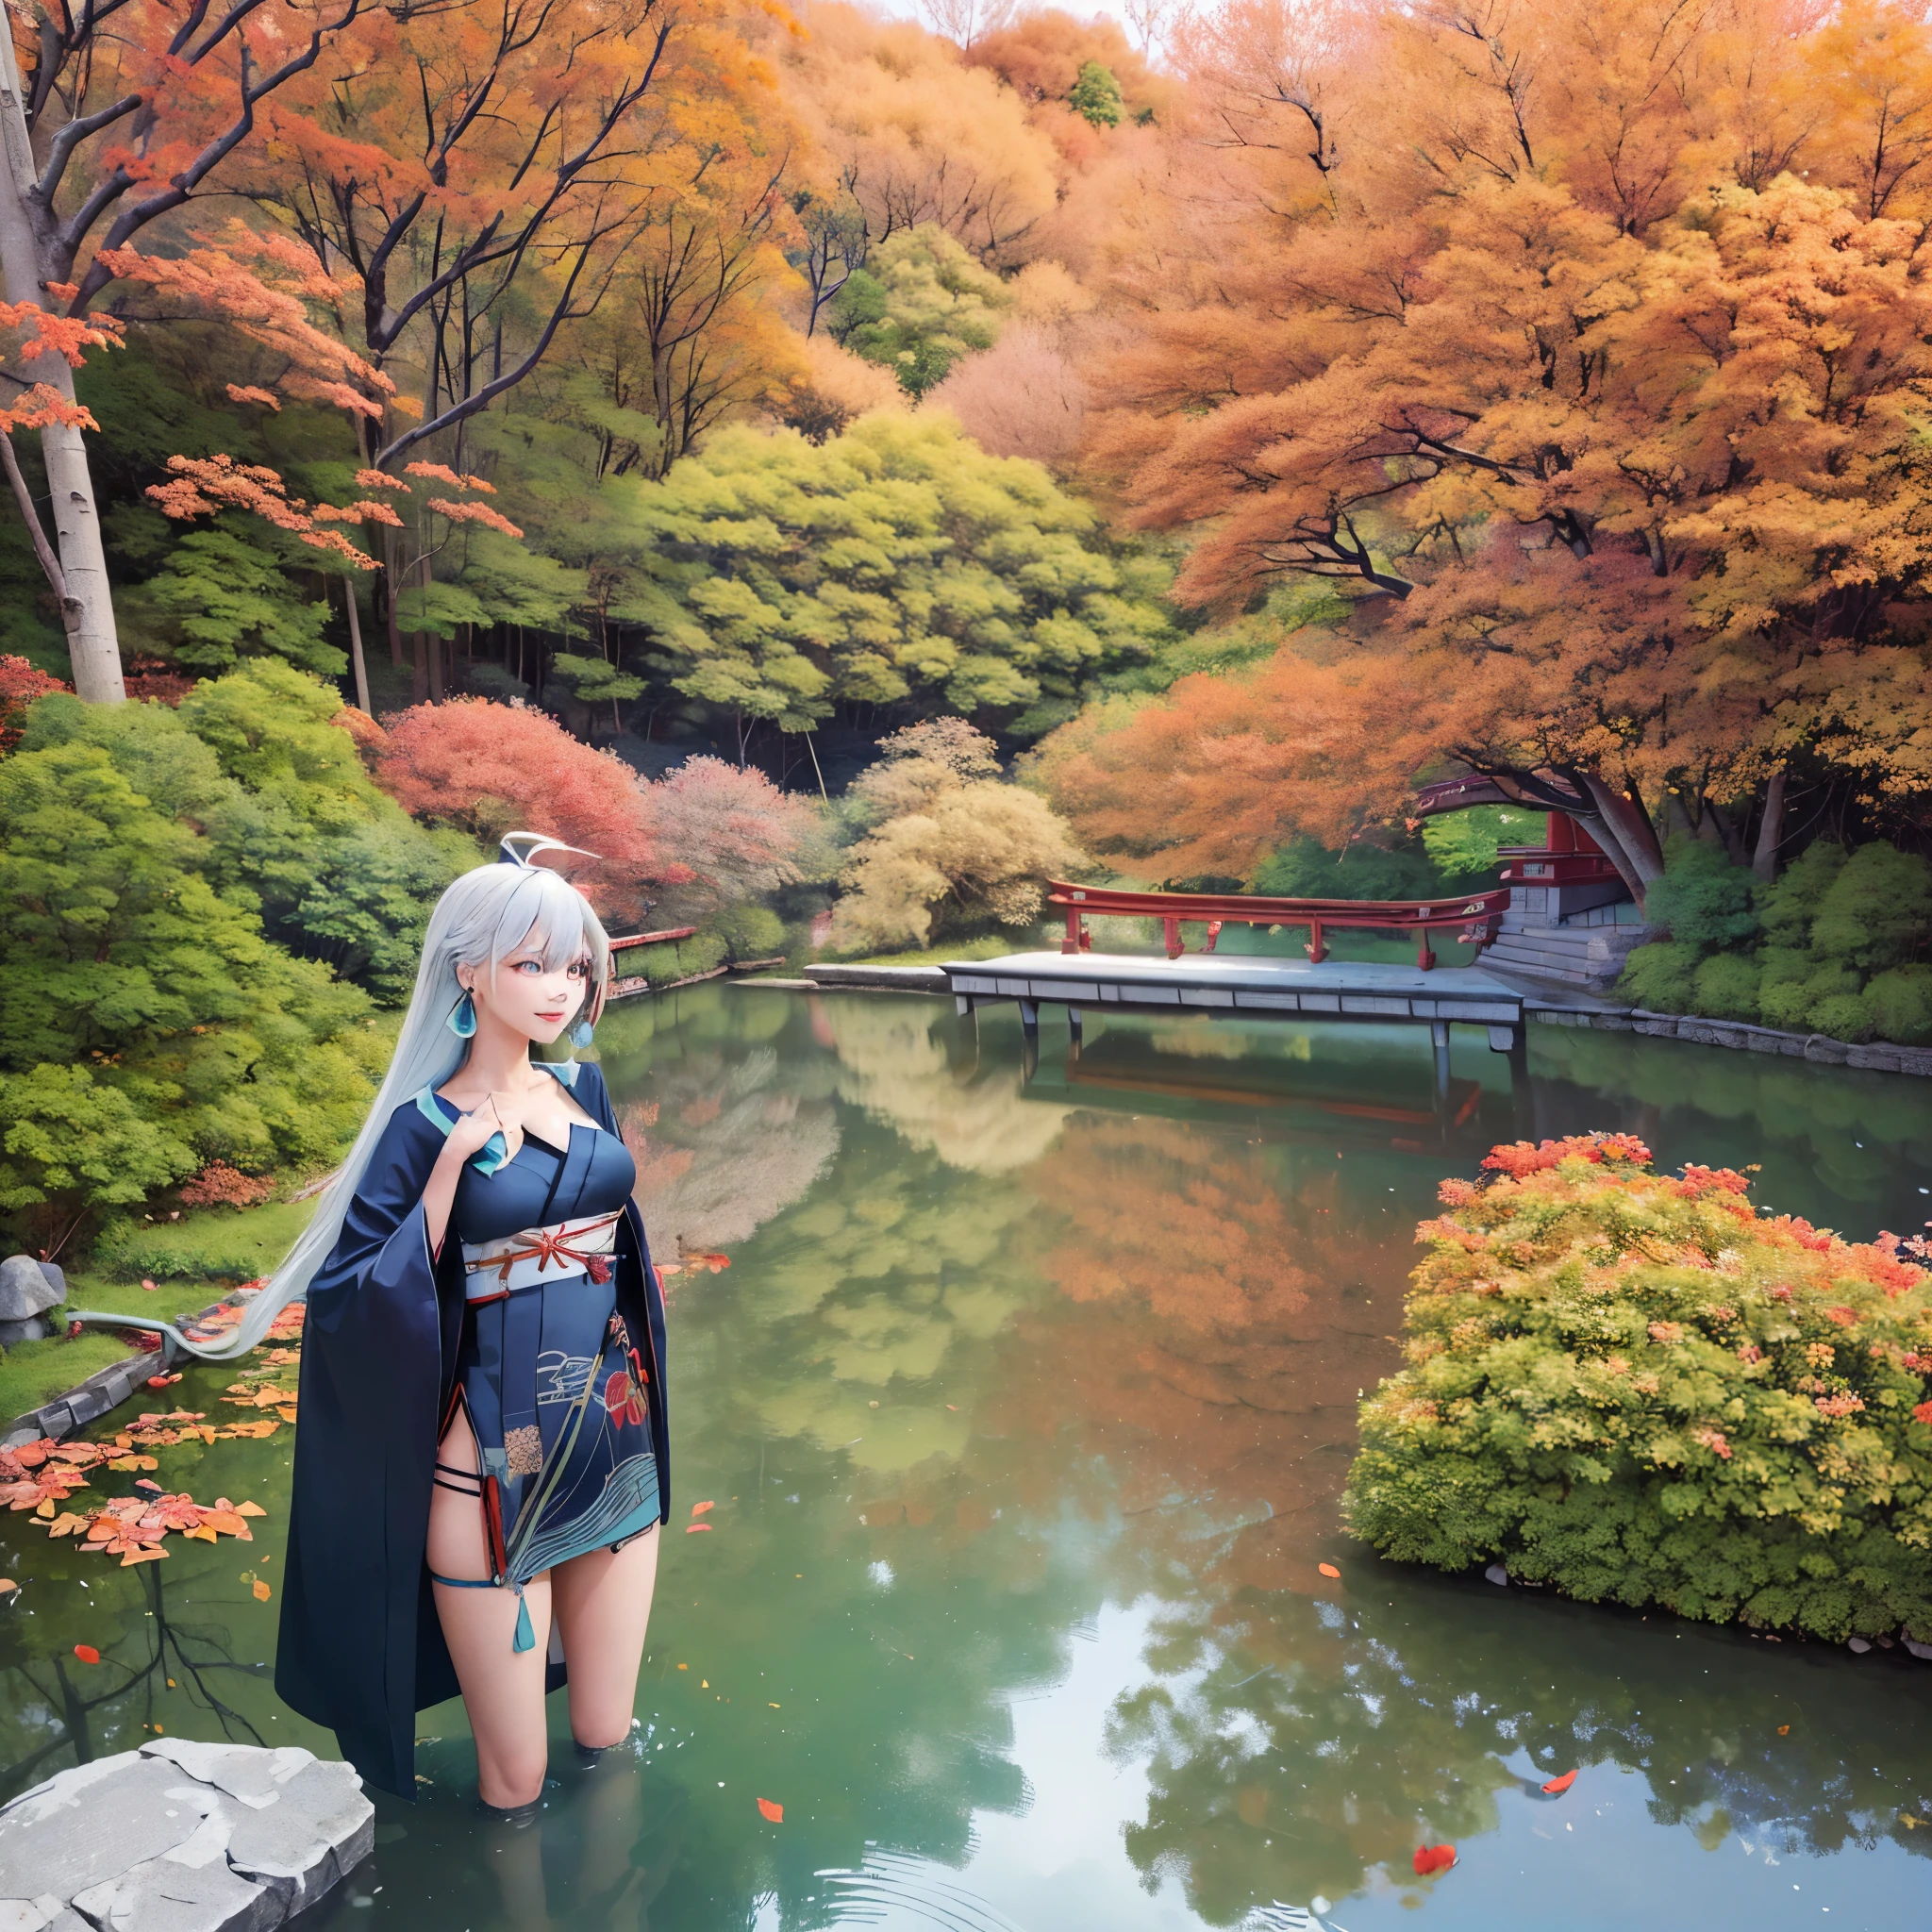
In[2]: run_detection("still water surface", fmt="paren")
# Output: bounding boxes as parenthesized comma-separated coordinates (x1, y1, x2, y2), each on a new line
(4, 987, 1930, 1930)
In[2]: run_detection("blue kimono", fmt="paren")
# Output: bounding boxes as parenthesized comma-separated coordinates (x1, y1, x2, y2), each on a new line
(275, 1059, 669, 1799)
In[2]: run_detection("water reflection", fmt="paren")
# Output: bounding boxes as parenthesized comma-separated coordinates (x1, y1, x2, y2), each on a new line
(5, 987, 1929, 1931)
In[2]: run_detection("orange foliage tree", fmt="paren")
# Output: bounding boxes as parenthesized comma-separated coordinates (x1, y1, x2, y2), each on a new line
(0, 0, 371, 699)
(1058, 0, 1932, 902)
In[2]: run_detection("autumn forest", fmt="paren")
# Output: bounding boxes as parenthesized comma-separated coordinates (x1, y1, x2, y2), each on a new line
(3, 0, 1932, 1255)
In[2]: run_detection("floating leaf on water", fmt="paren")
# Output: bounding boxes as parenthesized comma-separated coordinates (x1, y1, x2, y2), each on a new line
(1318, 1563, 1341, 1579)
(1777, 1724, 1790, 1736)
(1413, 1844, 1457, 1876)
(691, 1500, 715, 1517)
(757, 1797, 783, 1823)
(1541, 1770, 1578, 1794)
(73, 1644, 100, 1664)
(0, 1579, 14, 1594)
(253, 1579, 272, 1601)
(686, 1524, 711, 1534)
(235, 1501, 267, 1518)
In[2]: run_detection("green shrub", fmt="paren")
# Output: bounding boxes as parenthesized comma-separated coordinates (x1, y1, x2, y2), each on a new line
(1616, 940, 1698, 1011)
(1755, 841, 1846, 948)
(1690, 951, 1759, 1020)
(1253, 834, 1447, 901)
(1419, 806, 1547, 881)
(1862, 966, 1932, 1047)
(1344, 1136, 1932, 1641)
(1642, 835, 1758, 951)
(1757, 961, 1858, 1032)
(1809, 991, 1875, 1042)
(711, 904, 785, 961)
(1809, 843, 1932, 971)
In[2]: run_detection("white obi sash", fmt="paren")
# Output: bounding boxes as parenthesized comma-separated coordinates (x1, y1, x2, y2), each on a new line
(461, 1211, 622, 1300)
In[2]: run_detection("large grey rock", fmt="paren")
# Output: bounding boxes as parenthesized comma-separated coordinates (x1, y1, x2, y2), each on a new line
(72, 1853, 277, 1932)
(0, 1755, 212, 1897)
(0, 1742, 372, 1932)
(0, 1257, 62, 1322)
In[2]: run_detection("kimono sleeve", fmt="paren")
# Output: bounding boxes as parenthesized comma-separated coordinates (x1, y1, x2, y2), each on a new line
(275, 1102, 455, 1797)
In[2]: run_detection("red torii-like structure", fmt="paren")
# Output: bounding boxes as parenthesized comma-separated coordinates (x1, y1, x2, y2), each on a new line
(1045, 880, 1510, 972)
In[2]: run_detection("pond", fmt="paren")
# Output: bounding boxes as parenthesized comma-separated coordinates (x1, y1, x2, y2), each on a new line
(4, 986, 1930, 1930)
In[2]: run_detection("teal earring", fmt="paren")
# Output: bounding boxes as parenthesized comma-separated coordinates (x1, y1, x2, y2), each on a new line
(449, 990, 477, 1038)
(570, 1017, 594, 1050)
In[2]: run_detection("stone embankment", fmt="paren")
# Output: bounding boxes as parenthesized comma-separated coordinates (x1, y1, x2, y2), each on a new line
(0, 1739, 373, 1932)
(1527, 1003, 1932, 1077)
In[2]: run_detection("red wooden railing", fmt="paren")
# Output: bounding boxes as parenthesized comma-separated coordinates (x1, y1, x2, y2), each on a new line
(1045, 881, 1511, 972)
(606, 926, 697, 999)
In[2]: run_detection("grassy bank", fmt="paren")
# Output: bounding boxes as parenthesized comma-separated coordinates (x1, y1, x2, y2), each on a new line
(0, 1195, 318, 1425)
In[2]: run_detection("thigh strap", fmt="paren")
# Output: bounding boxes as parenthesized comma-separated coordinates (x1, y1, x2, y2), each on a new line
(427, 1570, 537, 1653)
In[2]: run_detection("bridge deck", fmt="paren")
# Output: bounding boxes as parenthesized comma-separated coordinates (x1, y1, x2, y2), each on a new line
(942, 949, 1527, 1038)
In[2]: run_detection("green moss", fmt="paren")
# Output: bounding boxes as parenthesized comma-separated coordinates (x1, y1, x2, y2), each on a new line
(0, 1332, 142, 1425)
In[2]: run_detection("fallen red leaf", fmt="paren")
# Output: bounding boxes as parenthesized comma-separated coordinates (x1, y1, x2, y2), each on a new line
(757, 1796, 783, 1823)
(1541, 1770, 1578, 1794)
(73, 1644, 100, 1664)
(1318, 1562, 1341, 1579)
(686, 1523, 711, 1534)
(1413, 1844, 1457, 1876)
(691, 1500, 714, 1517)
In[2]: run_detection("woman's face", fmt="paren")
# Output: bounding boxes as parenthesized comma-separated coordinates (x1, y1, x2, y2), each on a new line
(459, 922, 591, 1045)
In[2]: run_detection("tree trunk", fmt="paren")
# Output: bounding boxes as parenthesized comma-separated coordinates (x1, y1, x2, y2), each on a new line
(0, 34, 124, 703)
(342, 579, 372, 714)
(1707, 798, 1748, 867)
(381, 527, 405, 669)
(1752, 770, 1787, 883)
(1579, 774, 1666, 913)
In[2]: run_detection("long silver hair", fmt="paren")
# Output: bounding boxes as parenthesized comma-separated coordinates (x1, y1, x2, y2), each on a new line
(76, 835, 610, 1362)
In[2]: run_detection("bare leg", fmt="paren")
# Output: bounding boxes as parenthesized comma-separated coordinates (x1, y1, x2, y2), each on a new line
(550, 1526, 660, 1750)
(428, 1405, 554, 1807)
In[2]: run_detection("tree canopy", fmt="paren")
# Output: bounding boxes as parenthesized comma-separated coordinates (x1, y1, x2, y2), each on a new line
(625, 412, 1175, 739)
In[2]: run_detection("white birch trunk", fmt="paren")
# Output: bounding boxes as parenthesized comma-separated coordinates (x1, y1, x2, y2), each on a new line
(0, 33, 124, 702)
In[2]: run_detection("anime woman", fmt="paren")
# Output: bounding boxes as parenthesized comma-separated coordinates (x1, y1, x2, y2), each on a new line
(103, 838, 668, 1810)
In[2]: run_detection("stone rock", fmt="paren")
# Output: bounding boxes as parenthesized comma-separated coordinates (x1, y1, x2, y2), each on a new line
(72, 1852, 277, 1932)
(1, 1742, 373, 1932)
(1905, 1640, 1932, 1661)
(0, 1317, 55, 1345)
(1847, 1637, 1873, 1654)
(223, 1762, 375, 1916)
(1484, 1563, 1509, 1587)
(0, 1257, 61, 1323)
(0, 1754, 213, 1899)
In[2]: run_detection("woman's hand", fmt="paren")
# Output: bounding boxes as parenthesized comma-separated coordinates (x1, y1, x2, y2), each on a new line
(443, 1091, 524, 1167)
(423, 1091, 525, 1257)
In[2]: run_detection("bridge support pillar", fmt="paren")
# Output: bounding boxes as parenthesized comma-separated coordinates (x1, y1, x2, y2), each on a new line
(1431, 1020, 1452, 1098)
(1019, 999, 1039, 1034)
(1067, 1006, 1082, 1042)
(1487, 1024, 1517, 1053)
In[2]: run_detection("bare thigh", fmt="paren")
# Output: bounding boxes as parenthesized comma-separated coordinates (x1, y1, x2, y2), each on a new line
(429, 1404, 553, 1808)
(551, 1526, 659, 1750)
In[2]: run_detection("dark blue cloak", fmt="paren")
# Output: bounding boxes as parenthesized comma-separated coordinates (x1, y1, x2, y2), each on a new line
(275, 1060, 668, 1799)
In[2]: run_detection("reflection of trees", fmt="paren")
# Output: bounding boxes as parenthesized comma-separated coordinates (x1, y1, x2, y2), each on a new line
(1107, 1577, 1932, 1924)
(1528, 1025, 1924, 1215)
(618, 1044, 841, 1251)
(1011, 1119, 1403, 1571)
(0, 1562, 267, 1802)
(732, 1125, 1038, 1475)
(826, 998, 1072, 1174)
